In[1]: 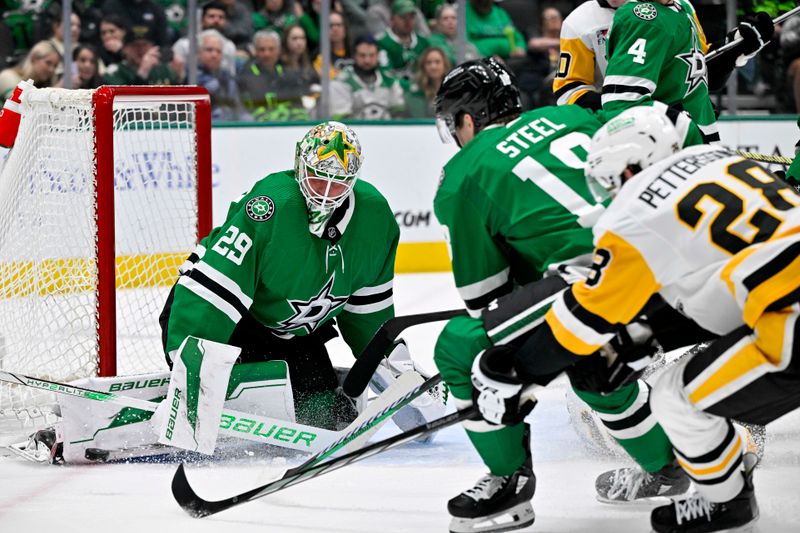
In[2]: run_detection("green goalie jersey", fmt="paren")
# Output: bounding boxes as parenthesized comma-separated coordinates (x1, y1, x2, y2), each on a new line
(434, 104, 703, 314)
(602, 0, 719, 142)
(163, 171, 399, 357)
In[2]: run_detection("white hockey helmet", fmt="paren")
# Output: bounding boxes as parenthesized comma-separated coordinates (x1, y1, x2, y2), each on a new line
(585, 106, 682, 202)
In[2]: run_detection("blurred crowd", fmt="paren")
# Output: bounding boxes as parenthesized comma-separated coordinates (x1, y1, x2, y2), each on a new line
(0, 0, 797, 122)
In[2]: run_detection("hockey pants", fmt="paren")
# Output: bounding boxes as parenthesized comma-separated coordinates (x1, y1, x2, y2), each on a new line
(652, 308, 800, 502)
(434, 315, 674, 476)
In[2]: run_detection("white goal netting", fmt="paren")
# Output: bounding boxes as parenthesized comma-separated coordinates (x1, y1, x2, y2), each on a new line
(0, 87, 206, 440)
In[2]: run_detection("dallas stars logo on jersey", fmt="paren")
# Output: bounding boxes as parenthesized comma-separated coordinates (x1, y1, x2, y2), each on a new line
(677, 35, 708, 96)
(273, 274, 348, 335)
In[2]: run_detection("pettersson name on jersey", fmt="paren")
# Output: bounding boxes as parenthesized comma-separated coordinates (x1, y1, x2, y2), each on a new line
(496, 118, 567, 158)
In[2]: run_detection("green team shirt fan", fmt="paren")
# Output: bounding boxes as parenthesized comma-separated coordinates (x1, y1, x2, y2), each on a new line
(602, 0, 719, 142)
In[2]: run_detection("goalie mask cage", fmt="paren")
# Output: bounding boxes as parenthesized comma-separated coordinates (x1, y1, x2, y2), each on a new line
(0, 86, 212, 440)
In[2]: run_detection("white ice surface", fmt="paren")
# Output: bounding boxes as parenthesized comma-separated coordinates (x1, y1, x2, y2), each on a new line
(1, 273, 799, 533)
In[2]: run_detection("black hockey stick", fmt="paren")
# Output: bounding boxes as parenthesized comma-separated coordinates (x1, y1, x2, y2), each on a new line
(172, 403, 478, 518)
(342, 308, 467, 397)
(172, 374, 442, 518)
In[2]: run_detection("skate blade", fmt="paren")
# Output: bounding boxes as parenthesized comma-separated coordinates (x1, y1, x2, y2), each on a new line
(449, 502, 535, 533)
(596, 494, 673, 508)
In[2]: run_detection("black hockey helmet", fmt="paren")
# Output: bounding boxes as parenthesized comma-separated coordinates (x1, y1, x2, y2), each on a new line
(433, 57, 522, 144)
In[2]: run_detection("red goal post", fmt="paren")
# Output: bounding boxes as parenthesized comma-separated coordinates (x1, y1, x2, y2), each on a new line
(93, 86, 213, 376)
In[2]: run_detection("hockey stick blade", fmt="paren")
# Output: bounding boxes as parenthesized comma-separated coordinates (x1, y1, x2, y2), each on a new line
(343, 308, 466, 397)
(172, 405, 478, 518)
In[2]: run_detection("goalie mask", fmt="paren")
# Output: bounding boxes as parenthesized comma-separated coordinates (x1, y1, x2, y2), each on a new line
(585, 106, 682, 202)
(295, 121, 363, 236)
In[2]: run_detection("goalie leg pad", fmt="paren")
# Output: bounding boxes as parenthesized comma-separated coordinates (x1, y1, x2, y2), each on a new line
(57, 371, 172, 464)
(225, 360, 296, 422)
(154, 336, 240, 455)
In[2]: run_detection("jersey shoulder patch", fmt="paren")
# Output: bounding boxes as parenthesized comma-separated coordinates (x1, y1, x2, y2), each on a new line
(632, 2, 658, 21)
(245, 196, 275, 222)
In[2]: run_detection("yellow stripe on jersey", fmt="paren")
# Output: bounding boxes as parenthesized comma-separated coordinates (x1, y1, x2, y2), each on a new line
(753, 309, 792, 368)
(544, 306, 602, 355)
(553, 37, 596, 95)
(688, 342, 768, 406)
(677, 435, 742, 477)
(743, 253, 800, 327)
(720, 245, 759, 303)
(572, 231, 662, 326)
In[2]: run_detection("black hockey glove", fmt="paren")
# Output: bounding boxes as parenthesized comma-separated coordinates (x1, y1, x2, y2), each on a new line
(566, 322, 659, 395)
(707, 13, 775, 92)
(735, 12, 775, 58)
(471, 345, 538, 426)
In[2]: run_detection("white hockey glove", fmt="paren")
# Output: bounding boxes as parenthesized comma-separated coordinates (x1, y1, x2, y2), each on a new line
(471, 345, 537, 426)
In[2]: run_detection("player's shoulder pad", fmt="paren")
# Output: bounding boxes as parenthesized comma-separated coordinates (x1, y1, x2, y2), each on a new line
(562, 0, 611, 37)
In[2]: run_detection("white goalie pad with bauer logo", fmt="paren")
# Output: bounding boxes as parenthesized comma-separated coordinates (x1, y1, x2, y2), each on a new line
(56, 337, 298, 462)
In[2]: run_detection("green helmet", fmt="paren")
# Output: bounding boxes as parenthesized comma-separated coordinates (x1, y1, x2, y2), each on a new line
(294, 121, 363, 234)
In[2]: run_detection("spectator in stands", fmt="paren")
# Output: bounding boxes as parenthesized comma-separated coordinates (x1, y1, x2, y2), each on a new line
(518, 5, 562, 108)
(103, 31, 177, 85)
(331, 34, 405, 119)
(0, 40, 60, 100)
(158, 0, 189, 43)
(252, 0, 298, 35)
(282, 24, 319, 88)
(428, 4, 480, 66)
(377, 0, 430, 83)
(98, 15, 128, 69)
(406, 46, 450, 117)
(101, 0, 169, 49)
(238, 30, 311, 121)
(219, 0, 253, 48)
(466, 0, 525, 59)
(196, 29, 247, 121)
(366, 0, 431, 38)
(296, 0, 322, 48)
(71, 43, 104, 89)
(313, 10, 352, 78)
(173, 1, 238, 76)
(47, 11, 81, 65)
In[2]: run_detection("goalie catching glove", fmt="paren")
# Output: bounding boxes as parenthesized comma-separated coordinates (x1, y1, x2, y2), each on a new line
(470, 345, 538, 426)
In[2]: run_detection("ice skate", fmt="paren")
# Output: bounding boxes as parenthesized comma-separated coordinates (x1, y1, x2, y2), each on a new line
(650, 453, 759, 533)
(595, 462, 690, 504)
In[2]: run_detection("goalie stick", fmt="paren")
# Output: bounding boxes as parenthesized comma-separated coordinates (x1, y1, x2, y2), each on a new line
(173, 384, 468, 518)
(0, 369, 434, 460)
(342, 308, 467, 397)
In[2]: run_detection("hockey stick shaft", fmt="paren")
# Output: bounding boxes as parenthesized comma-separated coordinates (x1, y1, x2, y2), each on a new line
(0, 370, 337, 453)
(343, 308, 466, 397)
(172, 402, 476, 518)
(735, 150, 794, 166)
(706, 6, 800, 61)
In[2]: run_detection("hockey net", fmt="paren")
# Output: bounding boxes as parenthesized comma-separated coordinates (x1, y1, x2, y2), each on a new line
(0, 86, 212, 441)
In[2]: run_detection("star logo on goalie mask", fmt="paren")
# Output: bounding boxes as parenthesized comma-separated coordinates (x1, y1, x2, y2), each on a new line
(273, 275, 348, 335)
(677, 39, 708, 96)
(316, 131, 357, 170)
